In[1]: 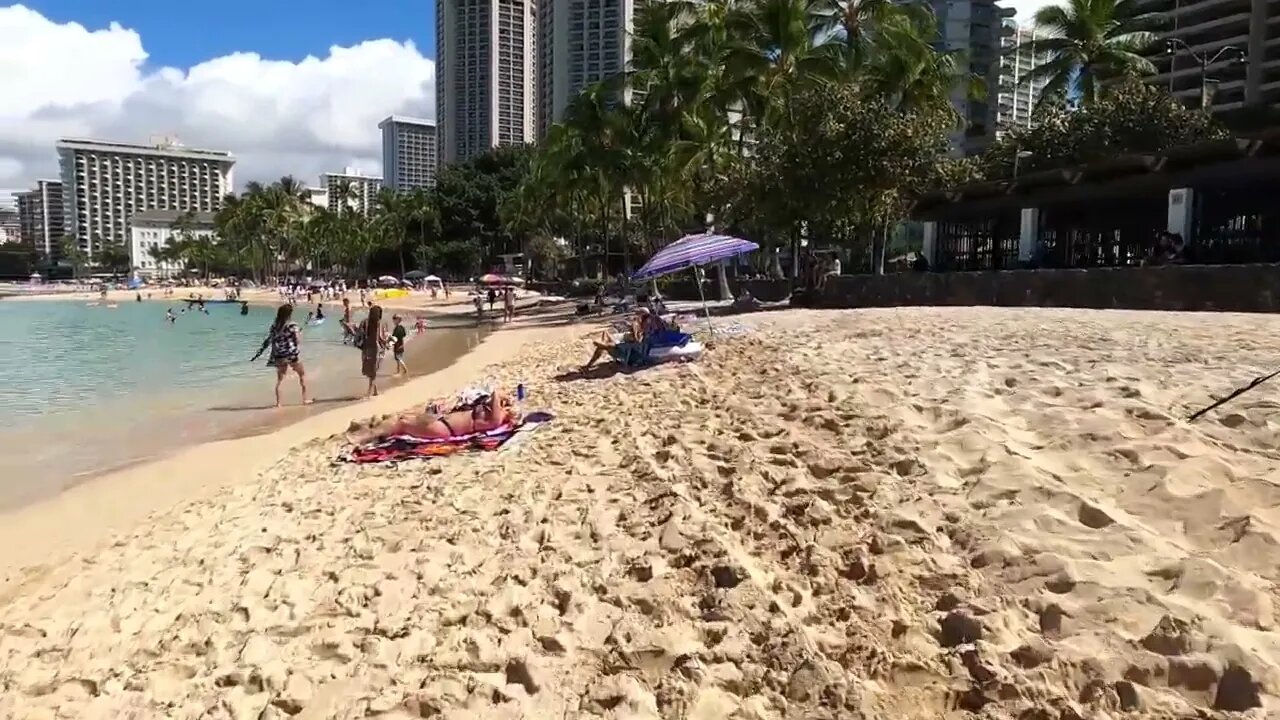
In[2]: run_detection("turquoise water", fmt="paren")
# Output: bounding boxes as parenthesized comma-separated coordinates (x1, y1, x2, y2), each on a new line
(0, 298, 481, 509)
(0, 300, 350, 427)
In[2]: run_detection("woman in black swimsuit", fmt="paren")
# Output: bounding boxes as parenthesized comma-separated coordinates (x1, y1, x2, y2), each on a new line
(252, 304, 312, 407)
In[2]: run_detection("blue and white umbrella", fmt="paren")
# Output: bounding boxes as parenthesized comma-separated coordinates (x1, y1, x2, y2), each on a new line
(633, 232, 759, 333)
(632, 232, 759, 280)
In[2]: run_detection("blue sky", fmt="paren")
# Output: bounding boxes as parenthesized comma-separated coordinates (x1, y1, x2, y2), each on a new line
(23, 0, 436, 67)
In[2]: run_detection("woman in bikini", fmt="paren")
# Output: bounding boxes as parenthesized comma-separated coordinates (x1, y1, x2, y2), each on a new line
(251, 304, 312, 407)
(346, 390, 514, 445)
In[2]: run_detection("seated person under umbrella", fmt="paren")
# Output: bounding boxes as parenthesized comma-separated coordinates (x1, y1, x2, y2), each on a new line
(346, 389, 514, 445)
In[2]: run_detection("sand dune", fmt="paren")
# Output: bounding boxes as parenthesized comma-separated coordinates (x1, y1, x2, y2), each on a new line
(3, 307, 1280, 719)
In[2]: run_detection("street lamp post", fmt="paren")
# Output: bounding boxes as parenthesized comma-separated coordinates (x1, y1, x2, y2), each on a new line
(1165, 39, 1247, 110)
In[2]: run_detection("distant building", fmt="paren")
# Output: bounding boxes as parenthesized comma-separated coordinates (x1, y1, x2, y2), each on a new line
(927, 0, 1011, 155)
(14, 180, 65, 257)
(56, 136, 234, 260)
(305, 186, 329, 209)
(536, 0, 635, 137)
(320, 169, 383, 216)
(997, 20, 1050, 133)
(0, 208, 20, 245)
(379, 116, 439, 191)
(128, 209, 217, 279)
(436, 0, 538, 164)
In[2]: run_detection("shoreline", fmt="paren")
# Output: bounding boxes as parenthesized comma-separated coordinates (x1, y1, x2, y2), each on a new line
(0, 322, 486, 512)
(0, 310, 578, 594)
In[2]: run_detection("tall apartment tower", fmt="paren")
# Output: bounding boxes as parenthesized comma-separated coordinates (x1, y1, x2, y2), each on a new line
(379, 116, 439, 190)
(56, 137, 234, 259)
(536, 0, 636, 136)
(320, 168, 383, 216)
(14, 179, 65, 258)
(927, 0, 1011, 155)
(996, 20, 1050, 133)
(436, 0, 538, 165)
(1144, 0, 1276, 112)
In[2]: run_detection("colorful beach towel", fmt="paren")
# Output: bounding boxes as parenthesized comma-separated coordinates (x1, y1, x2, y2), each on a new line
(339, 411, 554, 464)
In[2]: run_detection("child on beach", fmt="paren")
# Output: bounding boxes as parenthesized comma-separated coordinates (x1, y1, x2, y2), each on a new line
(358, 304, 388, 398)
(415, 316, 427, 334)
(391, 314, 409, 376)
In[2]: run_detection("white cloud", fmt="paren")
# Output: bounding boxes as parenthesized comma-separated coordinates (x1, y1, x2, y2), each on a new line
(0, 4, 435, 195)
(1000, 0, 1057, 24)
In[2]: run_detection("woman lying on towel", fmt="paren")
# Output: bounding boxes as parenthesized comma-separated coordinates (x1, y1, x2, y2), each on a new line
(347, 390, 515, 446)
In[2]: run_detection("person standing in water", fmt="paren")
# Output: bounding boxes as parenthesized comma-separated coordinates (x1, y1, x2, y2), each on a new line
(240, 301, 249, 315)
(359, 305, 388, 398)
(252, 304, 311, 408)
(390, 314, 409, 376)
(166, 308, 176, 324)
(340, 297, 354, 343)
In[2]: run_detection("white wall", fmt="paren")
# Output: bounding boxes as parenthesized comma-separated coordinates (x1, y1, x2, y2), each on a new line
(129, 225, 215, 278)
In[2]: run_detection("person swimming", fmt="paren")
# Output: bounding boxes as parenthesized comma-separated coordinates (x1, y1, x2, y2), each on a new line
(240, 301, 249, 316)
(166, 308, 176, 324)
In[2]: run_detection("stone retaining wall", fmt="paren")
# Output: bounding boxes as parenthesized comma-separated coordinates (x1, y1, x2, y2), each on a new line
(815, 264, 1280, 313)
(538, 264, 1280, 312)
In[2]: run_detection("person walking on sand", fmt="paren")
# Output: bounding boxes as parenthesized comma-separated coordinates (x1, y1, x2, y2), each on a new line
(251, 304, 312, 408)
(503, 285, 516, 322)
(359, 304, 389, 398)
(390, 314, 409, 376)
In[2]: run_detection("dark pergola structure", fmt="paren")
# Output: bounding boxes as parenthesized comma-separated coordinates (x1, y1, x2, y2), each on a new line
(912, 130, 1280, 272)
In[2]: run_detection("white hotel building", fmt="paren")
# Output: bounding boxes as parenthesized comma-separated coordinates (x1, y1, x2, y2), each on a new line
(436, 0, 538, 164)
(128, 209, 217, 279)
(379, 115, 439, 190)
(320, 168, 383, 216)
(56, 137, 234, 260)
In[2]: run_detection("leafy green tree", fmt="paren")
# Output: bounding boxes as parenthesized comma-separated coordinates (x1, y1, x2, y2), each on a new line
(59, 236, 88, 279)
(983, 78, 1229, 178)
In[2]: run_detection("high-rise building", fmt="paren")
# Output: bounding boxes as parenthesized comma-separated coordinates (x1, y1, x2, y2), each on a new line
(379, 116, 439, 190)
(320, 169, 383, 216)
(997, 20, 1050, 133)
(14, 179, 65, 257)
(436, 0, 538, 165)
(56, 137, 234, 260)
(536, 0, 635, 136)
(1144, 0, 1276, 112)
(929, 0, 1011, 155)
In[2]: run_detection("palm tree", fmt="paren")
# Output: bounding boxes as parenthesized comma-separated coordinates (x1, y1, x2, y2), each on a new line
(1023, 0, 1160, 105)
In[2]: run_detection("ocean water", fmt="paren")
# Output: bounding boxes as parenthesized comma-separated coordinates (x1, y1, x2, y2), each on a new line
(0, 299, 484, 509)
(0, 299, 356, 426)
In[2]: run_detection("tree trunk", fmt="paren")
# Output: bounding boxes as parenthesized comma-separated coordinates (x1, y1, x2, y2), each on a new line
(716, 262, 732, 301)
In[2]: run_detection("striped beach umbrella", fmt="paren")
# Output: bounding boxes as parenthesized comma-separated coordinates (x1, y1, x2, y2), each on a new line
(632, 232, 759, 334)
(631, 232, 759, 281)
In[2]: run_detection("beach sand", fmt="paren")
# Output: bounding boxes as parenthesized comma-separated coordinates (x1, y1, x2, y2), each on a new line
(4, 306, 1280, 719)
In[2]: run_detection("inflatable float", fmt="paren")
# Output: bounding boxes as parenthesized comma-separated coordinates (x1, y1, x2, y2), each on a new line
(609, 330, 704, 363)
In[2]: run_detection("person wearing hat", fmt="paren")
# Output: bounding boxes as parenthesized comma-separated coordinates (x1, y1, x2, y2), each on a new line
(390, 313, 409, 376)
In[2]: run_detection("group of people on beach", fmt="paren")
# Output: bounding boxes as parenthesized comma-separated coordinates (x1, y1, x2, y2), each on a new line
(252, 302, 413, 408)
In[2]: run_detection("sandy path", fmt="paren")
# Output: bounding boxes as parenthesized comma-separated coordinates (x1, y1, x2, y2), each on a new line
(3, 307, 1280, 719)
